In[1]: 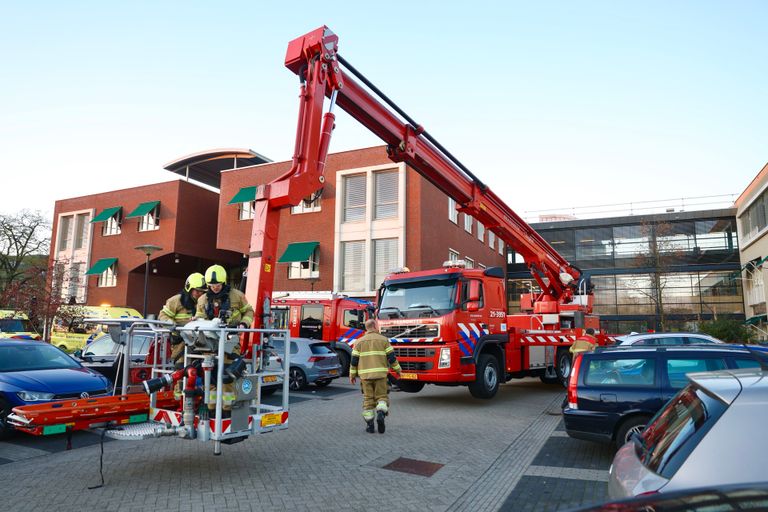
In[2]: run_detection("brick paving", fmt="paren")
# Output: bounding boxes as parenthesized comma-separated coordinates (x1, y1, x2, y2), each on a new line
(0, 380, 615, 511)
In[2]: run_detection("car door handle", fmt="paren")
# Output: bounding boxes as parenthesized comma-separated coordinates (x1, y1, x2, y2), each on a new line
(600, 393, 617, 403)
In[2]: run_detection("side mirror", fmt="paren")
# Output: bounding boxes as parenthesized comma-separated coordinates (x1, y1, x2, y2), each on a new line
(468, 280, 481, 302)
(467, 301, 480, 313)
(73, 349, 83, 358)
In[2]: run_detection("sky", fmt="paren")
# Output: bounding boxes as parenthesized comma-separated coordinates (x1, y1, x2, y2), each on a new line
(1, 1, 766, 222)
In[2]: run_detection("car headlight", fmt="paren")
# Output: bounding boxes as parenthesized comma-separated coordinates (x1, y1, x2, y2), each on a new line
(17, 391, 55, 402)
(438, 347, 451, 369)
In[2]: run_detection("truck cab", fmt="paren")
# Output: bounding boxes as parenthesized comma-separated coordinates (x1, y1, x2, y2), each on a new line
(270, 292, 374, 374)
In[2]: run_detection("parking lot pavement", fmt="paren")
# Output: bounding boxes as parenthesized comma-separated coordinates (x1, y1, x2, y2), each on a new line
(0, 379, 613, 512)
(0, 430, 113, 465)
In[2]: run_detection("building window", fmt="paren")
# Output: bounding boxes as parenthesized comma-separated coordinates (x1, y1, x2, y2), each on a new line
(138, 205, 160, 232)
(288, 246, 320, 279)
(488, 231, 495, 249)
(58, 215, 72, 251)
(498, 238, 504, 255)
(67, 263, 82, 301)
(477, 222, 485, 242)
(239, 200, 256, 220)
(292, 195, 321, 214)
(373, 238, 398, 289)
(448, 198, 458, 224)
(465, 257, 475, 269)
(449, 249, 459, 262)
(341, 240, 365, 291)
(464, 213, 473, 234)
(102, 211, 121, 236)
(73, 213, 89, 249)
(98, 262, 117, 287)
(479, 263, 486, 270)
(374, 171, 398, 220)
(343, 174, 367, 222)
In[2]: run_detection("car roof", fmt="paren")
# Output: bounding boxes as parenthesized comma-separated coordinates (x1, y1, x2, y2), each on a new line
(621, 332, 716, 338)
(595, 344, 767, 355)
(688, 368, 768, 405)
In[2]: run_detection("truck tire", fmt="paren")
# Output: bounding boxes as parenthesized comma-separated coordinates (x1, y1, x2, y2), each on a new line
(397, 381, 425, 393)
(336, 350, 350, 376)
(468, 354, 500, 399)
(556, 348, 572, 387)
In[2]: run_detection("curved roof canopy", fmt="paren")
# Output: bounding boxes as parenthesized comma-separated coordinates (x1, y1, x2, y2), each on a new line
(164, 148, 271, 188)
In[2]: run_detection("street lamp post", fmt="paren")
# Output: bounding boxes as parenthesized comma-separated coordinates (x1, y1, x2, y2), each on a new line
(135, 244, 163, 318)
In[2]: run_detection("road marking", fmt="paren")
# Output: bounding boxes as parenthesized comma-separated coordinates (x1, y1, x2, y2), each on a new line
(525, 465, 609, 482)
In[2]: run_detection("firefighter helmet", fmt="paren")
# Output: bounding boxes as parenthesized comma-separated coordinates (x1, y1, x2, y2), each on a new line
(184, 272, 206, 293)
(205, 264, 227, 285)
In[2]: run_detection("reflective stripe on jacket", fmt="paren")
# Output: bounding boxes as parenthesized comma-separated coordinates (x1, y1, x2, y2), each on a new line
(349, 332, 402, 380)
(158, 294, 197, 326)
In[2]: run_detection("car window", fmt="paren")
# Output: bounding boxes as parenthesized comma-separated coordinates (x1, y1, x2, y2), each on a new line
(733, 357, 762, 369)
(634, 338, 658, 346)
(84, 336, 119, 356)
(130, 335, 152, 356)
(0, 343, 81, 372)
(665, 358, 726, 389)
(685, 336, 715, 344)
(639, 385, 728, 479)
(310, 343, 334, 355)
(270, 339, 299, 355)
(584, 358, 656, 386)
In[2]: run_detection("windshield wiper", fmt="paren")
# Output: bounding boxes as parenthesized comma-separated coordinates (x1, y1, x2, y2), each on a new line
(409, 304, 440, 317)
(379, 306, 404, 318)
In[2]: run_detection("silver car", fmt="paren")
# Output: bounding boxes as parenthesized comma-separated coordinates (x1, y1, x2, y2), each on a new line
(615, 332, 723, 346)
(608, 367, 768, 498)
(269, 338, 341, 390)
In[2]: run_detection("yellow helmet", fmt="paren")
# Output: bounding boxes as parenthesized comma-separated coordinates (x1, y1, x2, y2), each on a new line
(205, 265, 227, 285)
(184, 272, 206, 293)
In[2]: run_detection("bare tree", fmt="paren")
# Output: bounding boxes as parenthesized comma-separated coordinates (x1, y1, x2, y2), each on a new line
(0, 210, 51, 299)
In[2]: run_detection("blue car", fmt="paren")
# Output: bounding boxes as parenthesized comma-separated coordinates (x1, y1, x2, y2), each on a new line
(0, 339, 113, 439)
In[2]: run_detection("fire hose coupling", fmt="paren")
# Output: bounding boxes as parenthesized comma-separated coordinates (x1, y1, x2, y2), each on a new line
(143, 374, 174, 395)
(222, 357, 247, 384)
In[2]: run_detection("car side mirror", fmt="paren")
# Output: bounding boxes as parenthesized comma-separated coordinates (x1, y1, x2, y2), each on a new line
(73, 349, 83, 358)
(467, 301, 480, 313)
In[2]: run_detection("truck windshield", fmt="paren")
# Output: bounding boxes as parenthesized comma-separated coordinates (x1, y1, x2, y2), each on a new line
(378, 278, 458, 319)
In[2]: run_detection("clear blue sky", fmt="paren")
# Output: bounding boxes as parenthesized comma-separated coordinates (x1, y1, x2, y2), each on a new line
(1, 1, 766, 220)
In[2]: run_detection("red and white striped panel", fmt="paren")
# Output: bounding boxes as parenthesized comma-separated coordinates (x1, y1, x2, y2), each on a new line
(521, 334, 576, 344)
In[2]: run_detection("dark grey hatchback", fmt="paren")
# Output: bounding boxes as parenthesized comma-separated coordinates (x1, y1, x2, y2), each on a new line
(563, 344, 768, 448)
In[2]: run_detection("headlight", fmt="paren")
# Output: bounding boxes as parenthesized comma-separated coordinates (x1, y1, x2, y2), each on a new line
(17, 391, 55, 402)
(438, 347, 451, 369)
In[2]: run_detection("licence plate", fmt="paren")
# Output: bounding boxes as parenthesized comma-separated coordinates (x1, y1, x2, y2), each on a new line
(262, 375, 278, 383)
(399, 372, 418, 380)
(260, 413, 283, 427)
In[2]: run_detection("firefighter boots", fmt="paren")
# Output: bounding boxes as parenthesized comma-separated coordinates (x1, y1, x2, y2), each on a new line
(376, 410, 386, 434)
(365, 419, 375, 433)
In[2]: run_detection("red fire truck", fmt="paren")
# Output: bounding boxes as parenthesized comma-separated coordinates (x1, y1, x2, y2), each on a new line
(270, 292, 373, 374)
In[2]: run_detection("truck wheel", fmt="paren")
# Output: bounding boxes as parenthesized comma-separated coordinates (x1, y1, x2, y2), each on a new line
(615, 415, 651, 449)
(397, 381, 425, 393)
(556, 348, 572, 386)
(336, 350, 350, 376)
(468, 354, 500, 399)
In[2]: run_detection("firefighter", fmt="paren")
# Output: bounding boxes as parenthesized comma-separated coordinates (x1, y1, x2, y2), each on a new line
(159, 272, 207, 366)
(570, 327, 597, 358)
(349, 319, 402, 434)
(196, 264, 254, 412)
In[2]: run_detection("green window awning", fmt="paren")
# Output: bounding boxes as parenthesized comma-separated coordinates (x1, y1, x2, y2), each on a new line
(745, 314, 767, 326)
(125, 201, 160, 218)
(278, 242, 319, 263)
(85, 258, 117, 275)
(228, 186, 257, 204)
(91, 207, 122, 223)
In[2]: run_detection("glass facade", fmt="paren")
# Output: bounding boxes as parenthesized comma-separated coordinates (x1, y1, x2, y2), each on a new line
(507, 211, 743, 333)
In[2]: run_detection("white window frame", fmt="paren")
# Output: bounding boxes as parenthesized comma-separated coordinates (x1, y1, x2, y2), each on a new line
(479, 263, 487, 270)
(498, 238, 504, 255)
(477, 222, 485, 242)
(59, 215, 73, 251)
(138, 205, 160, 232)
(448, 198, 458, 224)
(340, 240, 366, 292)
(292, 195, 322, 214)
(449, 249, 459, 262)
(465, 257, 475, 269)
(239, 200, 256, 221)
(288, 246, 320, 279)
(342, 173, 367, 223)
(74, 213, 89, 250)
(489, 231, 495, 249)
(102, 211, 121, 236)
(97, 262, 117, 288)
(464, 213, 473, 234)
(372, 237, 399, 289)
(374, 170, 399, 220)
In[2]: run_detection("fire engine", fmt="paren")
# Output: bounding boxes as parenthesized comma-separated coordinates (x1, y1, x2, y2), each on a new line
(271, 292, 373, 374)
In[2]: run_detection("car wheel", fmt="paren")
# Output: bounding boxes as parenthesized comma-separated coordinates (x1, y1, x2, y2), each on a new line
(615, 415, 651, 449)
(315, 379, 332, 388)
(289, 367, 307, 391)
(58, 345, 68, 351)
(261, 387, 277, 397)
(335, 350, 350, 376)
(396, 381, 425, 393)
(0, 398, 14, 440)
(468, 354, 500, 399)
(556, 348, 572, 386)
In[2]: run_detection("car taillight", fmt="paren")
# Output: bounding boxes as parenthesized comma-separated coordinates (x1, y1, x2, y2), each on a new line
(567, 353, 582, 409)
(307, 356, 325, 362)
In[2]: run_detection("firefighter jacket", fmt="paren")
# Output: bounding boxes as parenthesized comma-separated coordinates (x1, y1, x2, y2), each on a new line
(158, 293, 197, 326)
(570, 334, 597, 356)
(349, 331, 402, 380)
(196, 285, 254, 327)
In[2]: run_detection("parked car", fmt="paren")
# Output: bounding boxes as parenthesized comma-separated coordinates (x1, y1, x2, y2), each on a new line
(608, 367, 768, 499)
(614, 332, 723, 346)
(563, 344, 768, 448)
(269, 338, 342, 390)
(0, 339, 113, 439)
(567, 482, 768, 511)
(50, 305, 143, 352)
